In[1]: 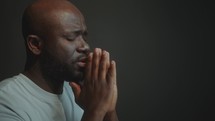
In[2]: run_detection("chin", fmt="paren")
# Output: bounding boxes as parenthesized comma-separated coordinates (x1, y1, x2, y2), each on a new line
(61, 62, 84, 83)
(64, 70, 84, 84)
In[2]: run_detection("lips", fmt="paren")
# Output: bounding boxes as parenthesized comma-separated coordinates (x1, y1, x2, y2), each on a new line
(76, 56, 88, 68)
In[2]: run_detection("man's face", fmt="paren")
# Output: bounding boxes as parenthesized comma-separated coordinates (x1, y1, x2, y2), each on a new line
(39, 10, 90, 83)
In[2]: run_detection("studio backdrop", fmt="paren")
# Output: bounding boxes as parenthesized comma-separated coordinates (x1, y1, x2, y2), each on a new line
(0, 0, 214, 121)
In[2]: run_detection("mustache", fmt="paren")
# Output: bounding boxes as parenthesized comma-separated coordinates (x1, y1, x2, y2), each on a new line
(75, 49, 92, 61)
(76, 54, 89, 63)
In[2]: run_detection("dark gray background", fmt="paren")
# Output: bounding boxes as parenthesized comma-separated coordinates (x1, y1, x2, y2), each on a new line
(0, 0, 214, 121)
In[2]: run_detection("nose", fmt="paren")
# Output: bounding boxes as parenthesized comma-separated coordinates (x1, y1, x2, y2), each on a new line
(76, 45, 90, 55)
(76, 37, 90, 55)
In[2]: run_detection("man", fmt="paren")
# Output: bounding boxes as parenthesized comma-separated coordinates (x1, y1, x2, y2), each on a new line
(0, 0, 118, 121)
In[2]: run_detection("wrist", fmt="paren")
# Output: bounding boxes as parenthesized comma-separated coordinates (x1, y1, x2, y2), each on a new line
(82, 109, 106, 121)
(106, 109, 117, 117)
(104, 109, 119, 121)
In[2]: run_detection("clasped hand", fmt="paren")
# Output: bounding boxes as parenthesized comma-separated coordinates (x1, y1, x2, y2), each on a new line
(70, 48, 117, 115)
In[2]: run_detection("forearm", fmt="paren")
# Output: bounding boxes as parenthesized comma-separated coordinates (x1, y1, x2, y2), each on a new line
(104, 110, 119, 121)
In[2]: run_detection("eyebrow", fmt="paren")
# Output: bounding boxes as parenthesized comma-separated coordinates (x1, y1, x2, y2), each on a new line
(72, 30, 88, 35)
(63, 30, 88, 38)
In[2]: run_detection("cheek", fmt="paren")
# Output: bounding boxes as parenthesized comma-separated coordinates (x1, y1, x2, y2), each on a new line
(56, 42, 77, 62)
(46, 37, 79, 63)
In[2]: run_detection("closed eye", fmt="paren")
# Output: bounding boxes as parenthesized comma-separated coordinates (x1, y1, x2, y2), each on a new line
(65, 30, 88, 41)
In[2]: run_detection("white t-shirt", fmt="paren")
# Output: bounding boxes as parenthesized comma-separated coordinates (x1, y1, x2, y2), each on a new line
(0, 74, 83, 121)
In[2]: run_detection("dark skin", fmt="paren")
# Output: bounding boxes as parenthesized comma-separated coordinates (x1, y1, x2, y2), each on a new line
(22, 0, 118, 121)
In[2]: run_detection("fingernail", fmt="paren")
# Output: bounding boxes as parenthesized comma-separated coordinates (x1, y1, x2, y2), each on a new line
(102, 50, 106, 55)
(111, 60, 115, 65)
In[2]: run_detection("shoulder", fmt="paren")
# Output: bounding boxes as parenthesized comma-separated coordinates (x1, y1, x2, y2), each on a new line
(0, 74, 23, 94)
(0, 74, 30, 106)
(0, 73, 36, 106)
(0, 74, 30, 121)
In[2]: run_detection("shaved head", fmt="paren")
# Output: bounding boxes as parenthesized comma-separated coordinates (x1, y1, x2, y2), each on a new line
(22, 0, 84, 40)
(22, 0, 89, 83)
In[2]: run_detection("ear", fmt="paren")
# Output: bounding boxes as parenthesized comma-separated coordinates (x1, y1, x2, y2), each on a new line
(26, 35, 43, 55)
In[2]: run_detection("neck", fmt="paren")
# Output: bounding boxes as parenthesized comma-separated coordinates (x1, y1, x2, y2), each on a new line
(23, 63, 64, 94)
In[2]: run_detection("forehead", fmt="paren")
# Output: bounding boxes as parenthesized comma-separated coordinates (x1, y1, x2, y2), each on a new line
(49, 9, 87, 33)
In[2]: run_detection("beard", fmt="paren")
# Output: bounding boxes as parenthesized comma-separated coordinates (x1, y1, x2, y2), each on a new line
(39, 49, 84, 83)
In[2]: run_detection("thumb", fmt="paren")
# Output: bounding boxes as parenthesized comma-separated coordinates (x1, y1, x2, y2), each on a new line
(69, 82, 81, 99)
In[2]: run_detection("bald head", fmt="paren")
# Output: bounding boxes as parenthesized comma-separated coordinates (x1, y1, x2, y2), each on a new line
(22, 0, 84, 40)
(22, 0, 88, 70)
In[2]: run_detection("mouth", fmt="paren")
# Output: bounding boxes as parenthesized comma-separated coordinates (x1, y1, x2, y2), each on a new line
(76, 56, 88, 68)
